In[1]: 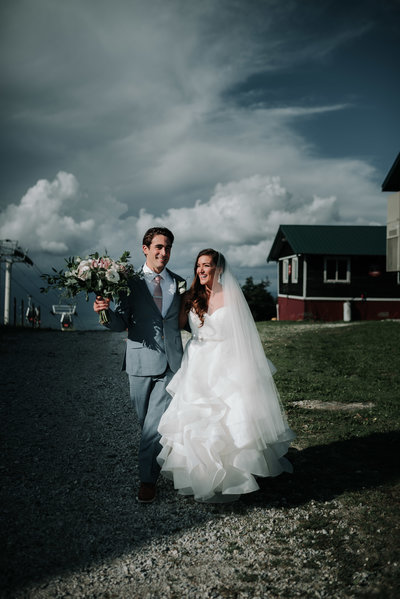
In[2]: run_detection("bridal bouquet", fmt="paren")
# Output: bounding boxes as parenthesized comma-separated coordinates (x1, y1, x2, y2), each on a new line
(41, 251, 136, 323)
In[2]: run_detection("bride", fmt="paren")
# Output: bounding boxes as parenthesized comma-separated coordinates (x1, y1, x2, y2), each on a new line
(157, 249, 295, 502)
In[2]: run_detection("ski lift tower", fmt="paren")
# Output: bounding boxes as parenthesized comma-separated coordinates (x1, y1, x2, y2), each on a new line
(52, 304, 77, 331)
(0, 239, 33, 325)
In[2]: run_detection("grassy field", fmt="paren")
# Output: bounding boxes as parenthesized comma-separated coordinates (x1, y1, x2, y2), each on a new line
(255, 319, 400, 596)
(259, 320, 400, 442)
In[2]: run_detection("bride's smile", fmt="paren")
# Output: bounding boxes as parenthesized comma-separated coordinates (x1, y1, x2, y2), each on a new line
(197, 255, 216, 288)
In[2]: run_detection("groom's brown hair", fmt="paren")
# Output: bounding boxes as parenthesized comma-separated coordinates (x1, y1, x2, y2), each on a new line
(142, 227, 174, 247)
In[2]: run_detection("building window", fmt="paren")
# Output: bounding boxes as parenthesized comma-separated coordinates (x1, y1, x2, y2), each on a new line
(282, 256, 299, 284)
(324, 258, 350, 283)
(282, 259, 289, 283)
(292, 256, 298, 283)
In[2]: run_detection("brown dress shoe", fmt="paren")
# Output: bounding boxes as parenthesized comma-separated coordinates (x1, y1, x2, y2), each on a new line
(137, 482, 156, 503)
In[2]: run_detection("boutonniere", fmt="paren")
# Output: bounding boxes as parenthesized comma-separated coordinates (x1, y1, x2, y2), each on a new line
(178, 280, 186, 295)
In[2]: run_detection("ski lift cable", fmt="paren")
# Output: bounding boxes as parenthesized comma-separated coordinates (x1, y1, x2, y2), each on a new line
(31, 262, 81, 304)
(4, 261, 93, 329)
(29, 268, 92, 328)
(12, 264, 64, 307)
(31, 262, 96, 327)
(6, 271, 57, 318)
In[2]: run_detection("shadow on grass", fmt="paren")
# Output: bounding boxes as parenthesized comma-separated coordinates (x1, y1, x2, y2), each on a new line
(244, 430, 400, 508)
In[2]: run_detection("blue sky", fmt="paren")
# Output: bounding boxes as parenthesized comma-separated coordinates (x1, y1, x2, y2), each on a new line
(0, 0, 399, 328)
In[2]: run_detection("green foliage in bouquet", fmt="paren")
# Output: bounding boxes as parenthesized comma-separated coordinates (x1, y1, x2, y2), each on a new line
(40, 251, 137, 322)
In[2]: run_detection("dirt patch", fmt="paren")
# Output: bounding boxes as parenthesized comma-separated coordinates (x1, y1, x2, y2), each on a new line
(292, 400, 375, 411)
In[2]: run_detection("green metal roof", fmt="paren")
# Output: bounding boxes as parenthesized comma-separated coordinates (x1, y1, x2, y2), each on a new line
(267, 225, 386, 261)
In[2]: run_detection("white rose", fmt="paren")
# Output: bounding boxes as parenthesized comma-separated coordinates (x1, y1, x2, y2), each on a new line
(105, 268, 119, 283)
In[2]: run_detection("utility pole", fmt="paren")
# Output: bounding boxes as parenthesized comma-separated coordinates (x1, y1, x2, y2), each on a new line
(0, 240, 33, 325)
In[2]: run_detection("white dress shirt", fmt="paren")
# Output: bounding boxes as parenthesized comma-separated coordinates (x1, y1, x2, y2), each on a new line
(142, 263, 176, 317)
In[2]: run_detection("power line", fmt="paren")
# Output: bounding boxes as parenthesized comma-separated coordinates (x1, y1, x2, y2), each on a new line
(1, 258, 70, 326)
(1, 255, 99, 330)
(9, 262, 57, 307)
(9, 276, 57, 319)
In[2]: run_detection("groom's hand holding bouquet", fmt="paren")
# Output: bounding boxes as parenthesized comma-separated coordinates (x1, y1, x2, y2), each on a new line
(93, 294, 112, 319)
(40, 250, 136, 324)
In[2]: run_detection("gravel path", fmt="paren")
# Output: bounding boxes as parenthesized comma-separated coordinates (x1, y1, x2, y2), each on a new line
(0, 329, 397, 598)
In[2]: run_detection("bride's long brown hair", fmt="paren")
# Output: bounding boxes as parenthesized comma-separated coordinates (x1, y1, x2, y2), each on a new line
(184, 248, 219, 326)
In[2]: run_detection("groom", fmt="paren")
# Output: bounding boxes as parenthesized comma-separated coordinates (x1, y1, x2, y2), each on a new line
(93, 227, 186, 503)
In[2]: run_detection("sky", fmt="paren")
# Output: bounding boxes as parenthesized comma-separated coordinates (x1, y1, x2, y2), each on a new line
(0, 0, 399, 329)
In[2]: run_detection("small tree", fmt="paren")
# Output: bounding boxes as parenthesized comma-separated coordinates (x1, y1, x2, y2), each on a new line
(241, 277, 276, 321)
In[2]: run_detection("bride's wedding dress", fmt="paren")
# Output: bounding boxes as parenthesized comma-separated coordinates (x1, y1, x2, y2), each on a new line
(158, 302, 295, 502)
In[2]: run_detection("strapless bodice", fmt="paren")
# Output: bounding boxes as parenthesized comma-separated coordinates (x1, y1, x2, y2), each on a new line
(189, 307, 228, 342)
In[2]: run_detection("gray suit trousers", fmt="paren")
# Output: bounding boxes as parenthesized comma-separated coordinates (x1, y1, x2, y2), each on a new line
(128, 369, 174, 483)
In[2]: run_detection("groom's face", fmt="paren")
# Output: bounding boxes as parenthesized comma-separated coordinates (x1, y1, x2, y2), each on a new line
(143, 234, 172, 273)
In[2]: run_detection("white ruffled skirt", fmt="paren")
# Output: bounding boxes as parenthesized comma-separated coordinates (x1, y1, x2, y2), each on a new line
(157, 323, 295, 502)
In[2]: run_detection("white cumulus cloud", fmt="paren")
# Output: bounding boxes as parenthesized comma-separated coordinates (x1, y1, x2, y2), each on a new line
(0, 169, 379, 284)
(0, 172, 94, 254)
(136, 174, 340, 268)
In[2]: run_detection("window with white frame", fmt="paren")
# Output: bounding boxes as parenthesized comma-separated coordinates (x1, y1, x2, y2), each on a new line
(291, 256, 299, 283)
(282, 256, 299, 284)
(282, 259, 289, 283)
(324, 257, 350, 283)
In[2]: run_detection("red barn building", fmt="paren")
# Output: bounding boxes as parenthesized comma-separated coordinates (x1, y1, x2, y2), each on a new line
(267, 225, 400, 321)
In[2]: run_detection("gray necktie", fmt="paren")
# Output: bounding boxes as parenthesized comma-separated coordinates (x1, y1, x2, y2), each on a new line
(153, 275, 163, 312)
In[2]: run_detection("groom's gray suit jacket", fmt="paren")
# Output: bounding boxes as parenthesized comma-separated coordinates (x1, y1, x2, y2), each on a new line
(105, 268, 185, 376)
